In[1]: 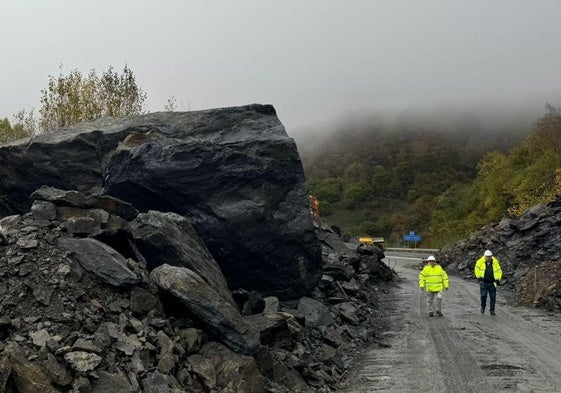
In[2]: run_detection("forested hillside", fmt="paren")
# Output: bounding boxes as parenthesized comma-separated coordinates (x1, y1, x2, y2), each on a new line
(301, 109, 561, 247)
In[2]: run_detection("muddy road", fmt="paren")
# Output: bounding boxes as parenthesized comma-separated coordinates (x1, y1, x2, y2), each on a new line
(339, 253, 561, 392)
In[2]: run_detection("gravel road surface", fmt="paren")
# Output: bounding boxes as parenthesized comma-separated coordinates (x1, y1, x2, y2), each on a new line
(339, 254, 561, 392)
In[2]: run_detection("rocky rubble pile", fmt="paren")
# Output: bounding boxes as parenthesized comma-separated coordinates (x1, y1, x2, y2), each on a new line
(0, 187, 395, 393)
(438, 196, 561, 311)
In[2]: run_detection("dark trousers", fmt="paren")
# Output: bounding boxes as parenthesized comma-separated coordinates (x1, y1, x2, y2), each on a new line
(480, 282, 497, 311)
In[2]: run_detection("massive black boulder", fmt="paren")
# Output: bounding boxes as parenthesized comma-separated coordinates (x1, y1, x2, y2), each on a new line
(0, 104, 321, 299)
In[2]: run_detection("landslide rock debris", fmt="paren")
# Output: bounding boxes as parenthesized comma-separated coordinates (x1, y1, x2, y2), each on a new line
(0, 194, 394, 392)
(0, 105, 395, 392)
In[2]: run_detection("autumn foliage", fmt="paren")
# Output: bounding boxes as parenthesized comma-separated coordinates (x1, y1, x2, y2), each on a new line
(303, 108, 561, 247)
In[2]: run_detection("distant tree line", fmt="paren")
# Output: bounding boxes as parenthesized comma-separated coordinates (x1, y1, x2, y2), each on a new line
(303, 109, 561, 247)
(431, 104, 561, 245)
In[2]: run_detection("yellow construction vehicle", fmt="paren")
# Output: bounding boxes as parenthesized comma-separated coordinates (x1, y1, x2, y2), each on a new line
(359, 236, 384, 246)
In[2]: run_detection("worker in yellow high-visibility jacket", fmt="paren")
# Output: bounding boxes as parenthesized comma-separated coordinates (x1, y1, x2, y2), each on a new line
(474, 250, 503, 315)
(419, 255, 449, 317)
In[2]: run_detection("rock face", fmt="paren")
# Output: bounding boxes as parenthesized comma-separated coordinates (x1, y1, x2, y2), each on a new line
(151, 264, 260, 355)
(0, 104, 321, 299)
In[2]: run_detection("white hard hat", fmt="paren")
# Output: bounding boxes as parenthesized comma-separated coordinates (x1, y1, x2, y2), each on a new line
(427, 255, 436, 261)
(484, 250, 493, 257)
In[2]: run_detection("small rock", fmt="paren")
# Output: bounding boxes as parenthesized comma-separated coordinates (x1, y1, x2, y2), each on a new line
(31, 329, 51, 347)
(64, 351, 102, 372)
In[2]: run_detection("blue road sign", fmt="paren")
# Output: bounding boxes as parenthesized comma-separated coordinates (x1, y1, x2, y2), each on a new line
(403, 231, 421, 242)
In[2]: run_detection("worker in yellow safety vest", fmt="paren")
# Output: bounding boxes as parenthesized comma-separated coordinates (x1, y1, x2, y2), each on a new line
(419, 255, 449, 317)
(474, 250, 503, 315)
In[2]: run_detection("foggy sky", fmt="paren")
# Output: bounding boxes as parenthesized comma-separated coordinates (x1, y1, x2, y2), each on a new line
(2, 0, 561, 135)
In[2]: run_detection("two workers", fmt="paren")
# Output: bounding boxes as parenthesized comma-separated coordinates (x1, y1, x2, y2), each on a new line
(419, 250, 503, 317)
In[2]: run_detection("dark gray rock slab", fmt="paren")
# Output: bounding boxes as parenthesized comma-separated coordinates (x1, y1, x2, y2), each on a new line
(129, 210, 234, 305)
(0, 356, 10, 392)
(31, 185, 139, 220)
(59, 237, 140, 287)
(129, 287, 164, 316)
(42, 353, 73, 387)
(150, 264, 259, 354)
(188, 342, 264, 393)
(5, 343, 58, 393)
(30, 200, 56, 221)
(90, 370, 134, 393)
(297, 297, 335, 328)
(141, 371, 171, 393)
(244, 312, 300, 346)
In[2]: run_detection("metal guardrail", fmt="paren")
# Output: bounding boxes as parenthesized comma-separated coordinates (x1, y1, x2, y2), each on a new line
(385, 247, 440, 253)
